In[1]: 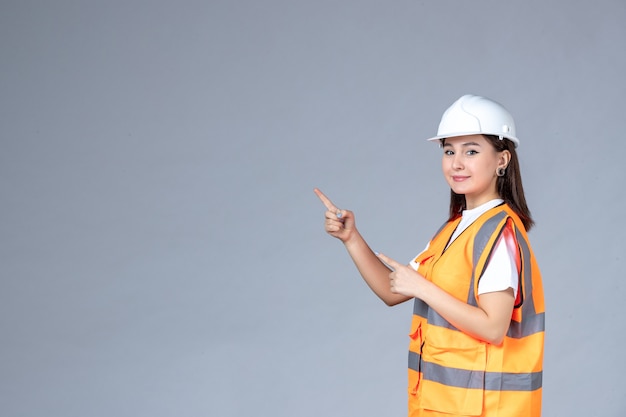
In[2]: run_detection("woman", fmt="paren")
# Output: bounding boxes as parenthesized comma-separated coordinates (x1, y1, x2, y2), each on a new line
(314, 94, 545, 417)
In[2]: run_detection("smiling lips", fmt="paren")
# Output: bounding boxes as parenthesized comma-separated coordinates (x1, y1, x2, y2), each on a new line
(452, 175, 470, 182)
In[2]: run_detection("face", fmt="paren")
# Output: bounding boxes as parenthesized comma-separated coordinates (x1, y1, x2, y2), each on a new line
(441, 135, 510, 209)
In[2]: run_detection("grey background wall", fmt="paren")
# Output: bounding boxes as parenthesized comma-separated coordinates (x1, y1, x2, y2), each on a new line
(1, 1, 625, 416)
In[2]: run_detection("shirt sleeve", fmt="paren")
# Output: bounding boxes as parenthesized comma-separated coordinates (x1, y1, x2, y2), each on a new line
(477, 222, 520, 297)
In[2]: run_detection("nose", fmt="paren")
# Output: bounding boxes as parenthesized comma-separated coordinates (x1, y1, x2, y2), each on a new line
(452, 153, 464, 170)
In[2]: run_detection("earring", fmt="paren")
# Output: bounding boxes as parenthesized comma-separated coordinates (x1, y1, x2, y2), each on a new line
(496, 167, 506, 177)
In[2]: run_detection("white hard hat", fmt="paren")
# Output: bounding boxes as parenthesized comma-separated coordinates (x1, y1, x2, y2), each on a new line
(427, 94, 519, 147)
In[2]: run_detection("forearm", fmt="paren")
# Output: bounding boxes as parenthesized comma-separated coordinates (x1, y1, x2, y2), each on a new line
(344, 230, 412, 306)
(419, 281, 514, 344)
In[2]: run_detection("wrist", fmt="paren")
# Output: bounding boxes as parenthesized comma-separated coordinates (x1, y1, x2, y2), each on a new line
(342, 228, 362, 249)
(418, 278, 436, 303)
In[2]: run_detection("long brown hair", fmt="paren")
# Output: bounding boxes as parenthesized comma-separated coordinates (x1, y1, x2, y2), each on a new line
(446, 135, 534, 231)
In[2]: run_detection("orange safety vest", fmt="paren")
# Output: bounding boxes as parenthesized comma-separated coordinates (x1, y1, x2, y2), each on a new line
(408, 204, 545, 417)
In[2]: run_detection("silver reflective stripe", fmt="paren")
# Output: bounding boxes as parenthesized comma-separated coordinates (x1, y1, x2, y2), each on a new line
(485, 369, 543, 391)
(413, 298, 428, 318)
(424, 361, 484, 389)
(409, 352, 543, 391)
(408, 351, 420, 372)
(516, 228, 536, 316)
(508, 312, 545, 338)
(468, 211, 508, 306)
(504, 226, 545, 338)
(413, 299, 459, 331)
(423, 361, 543, 392)
(433, 220, 451, 240)
(415, 301, 545, 338)
(471, 211, 546, 338)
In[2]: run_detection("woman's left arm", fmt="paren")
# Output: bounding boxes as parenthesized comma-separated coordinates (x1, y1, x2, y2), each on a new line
(376, 253, 515, 345)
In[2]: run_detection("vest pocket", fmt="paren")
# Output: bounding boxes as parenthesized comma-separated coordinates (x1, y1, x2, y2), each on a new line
(420, 340, 486, 415)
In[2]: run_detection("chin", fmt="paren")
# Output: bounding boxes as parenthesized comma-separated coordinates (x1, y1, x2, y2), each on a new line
(450, 186, 471, 195)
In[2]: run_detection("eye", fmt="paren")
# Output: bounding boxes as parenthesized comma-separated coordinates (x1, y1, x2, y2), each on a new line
(444, 149, 454, 156)
(466, 149, 479, 156)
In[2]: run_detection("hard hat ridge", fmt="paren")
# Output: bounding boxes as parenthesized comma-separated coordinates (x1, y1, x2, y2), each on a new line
(427, 94, 519, 147)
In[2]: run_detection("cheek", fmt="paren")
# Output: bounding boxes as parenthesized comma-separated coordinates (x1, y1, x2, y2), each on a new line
(441, 157, 450, 171)
(441, 159, 455, 185)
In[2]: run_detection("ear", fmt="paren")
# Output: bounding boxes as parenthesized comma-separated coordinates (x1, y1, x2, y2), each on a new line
(498, 150, 511, 169)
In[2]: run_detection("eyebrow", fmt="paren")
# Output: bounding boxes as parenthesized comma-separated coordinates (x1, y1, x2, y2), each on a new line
(442, 141, 482, 147)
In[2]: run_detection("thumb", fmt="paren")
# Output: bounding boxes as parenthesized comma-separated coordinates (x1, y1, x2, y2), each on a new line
(339, 209, 355, 228)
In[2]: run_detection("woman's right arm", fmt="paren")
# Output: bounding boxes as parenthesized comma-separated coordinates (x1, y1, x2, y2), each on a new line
(344, 229, 412, 306)
(314, 188, 412, 306)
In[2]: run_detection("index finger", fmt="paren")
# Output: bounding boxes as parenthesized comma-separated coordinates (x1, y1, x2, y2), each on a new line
(376, 252, 401, 270)
(313, 188, 337, 211)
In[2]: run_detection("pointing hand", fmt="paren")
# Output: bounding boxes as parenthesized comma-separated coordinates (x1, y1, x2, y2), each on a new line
(314, 188, 356, 243)
(376, 252, 426, 298)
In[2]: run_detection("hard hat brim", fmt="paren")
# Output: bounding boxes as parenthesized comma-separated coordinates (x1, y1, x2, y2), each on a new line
(426, 132, 520, 148)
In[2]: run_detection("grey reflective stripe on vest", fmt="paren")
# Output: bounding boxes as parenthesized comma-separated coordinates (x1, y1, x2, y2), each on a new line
(467, 211, 508, 307)
(508, 312, 545, 338)
(413, 299, 458, 330)
(408, 350, 420, 374)
(506, 227, 545, 337)
(412, 303, 544, 342)
(408, 351, 542, 392)
(433, 220, 451, 241)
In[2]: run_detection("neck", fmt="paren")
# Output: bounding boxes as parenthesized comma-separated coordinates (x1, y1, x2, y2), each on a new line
(464, 193, 501, 210)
